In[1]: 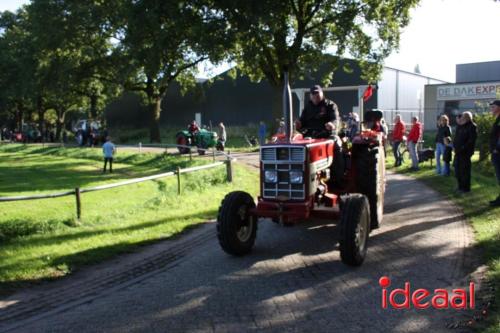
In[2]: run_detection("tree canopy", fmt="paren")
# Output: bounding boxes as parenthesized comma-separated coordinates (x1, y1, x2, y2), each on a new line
(0, 0, 420, 141)
(215, 0, 420, 119)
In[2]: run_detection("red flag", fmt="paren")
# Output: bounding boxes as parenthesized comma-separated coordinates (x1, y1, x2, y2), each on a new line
(363, 85, 373, 102)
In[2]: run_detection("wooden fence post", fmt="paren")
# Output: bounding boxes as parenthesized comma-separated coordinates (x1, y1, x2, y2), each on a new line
(176, 166, 181, 195)
(212, 148, 216, 162)
(226, 153, 233, 183)
(75, 187, 81, 220)
(189, 149, 192, 161)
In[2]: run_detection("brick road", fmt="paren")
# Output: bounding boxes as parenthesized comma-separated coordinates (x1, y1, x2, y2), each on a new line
(0, 171, 480, 333)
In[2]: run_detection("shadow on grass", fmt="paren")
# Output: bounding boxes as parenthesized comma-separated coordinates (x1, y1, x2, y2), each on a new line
(1, 208, 217, 247)
(0, 211, 216, 296)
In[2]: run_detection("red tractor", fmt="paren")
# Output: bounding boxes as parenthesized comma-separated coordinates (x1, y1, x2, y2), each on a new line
(217, 75, 385, 266)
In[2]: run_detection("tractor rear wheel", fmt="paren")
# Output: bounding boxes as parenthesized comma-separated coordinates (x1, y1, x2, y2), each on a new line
(176, 133, 191, 154)
(354, 144, 385, 230)
(217, 191, 257, 256)
(339, 194, 370, 266)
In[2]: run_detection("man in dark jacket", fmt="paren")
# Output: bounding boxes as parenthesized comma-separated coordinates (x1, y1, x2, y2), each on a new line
(295, 85, 339, 138)
(453, 111, 477, 193)
(295, 85, 344, 186)
(489, 100, 500, 206)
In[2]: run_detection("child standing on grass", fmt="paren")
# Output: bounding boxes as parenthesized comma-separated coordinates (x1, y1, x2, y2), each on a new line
(102, 136, 116, 173)
(443, 136, 453, 176)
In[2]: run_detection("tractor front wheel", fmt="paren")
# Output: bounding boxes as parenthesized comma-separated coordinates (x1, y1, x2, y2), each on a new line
(176, 133, 191, 154)
(339, 194, 370, 266)
(217, 191, 257, 256)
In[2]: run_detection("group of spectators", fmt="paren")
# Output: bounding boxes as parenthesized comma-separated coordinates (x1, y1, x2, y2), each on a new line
(0, 125, 57, 143)
(391, 115, 423, 171)
(390, 100, 500, 205)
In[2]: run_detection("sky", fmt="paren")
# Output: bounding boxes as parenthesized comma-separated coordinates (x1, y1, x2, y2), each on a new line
(2, 0, 499, 83)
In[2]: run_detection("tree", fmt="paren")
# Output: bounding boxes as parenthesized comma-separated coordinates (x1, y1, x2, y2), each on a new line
(117, 0, 229, 142)
(214, 0, 420, 121)
(26, 0, 122, 135)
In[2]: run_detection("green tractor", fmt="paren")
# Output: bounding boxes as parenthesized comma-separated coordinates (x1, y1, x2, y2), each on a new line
(175, 128, 218, 155)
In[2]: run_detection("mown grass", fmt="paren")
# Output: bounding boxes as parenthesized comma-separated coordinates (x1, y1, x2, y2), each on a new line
(0, 144, 259, 294)
(386, 145, 499, 332)
(108, 126, 261, 152)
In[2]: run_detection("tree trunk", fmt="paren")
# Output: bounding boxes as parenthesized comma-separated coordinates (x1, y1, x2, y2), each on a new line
(37, 96, 45, 137)
(55, 109, 66, 141)
(271, 82, 286, 133)
(479, 146, 488, 162)
(90, 94, 98, 119)
(16, 102, 24, 131)
(148, 97, 162, 143)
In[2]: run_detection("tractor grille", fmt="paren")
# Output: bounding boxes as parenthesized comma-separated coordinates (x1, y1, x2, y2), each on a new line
(261, 147, 306, 200)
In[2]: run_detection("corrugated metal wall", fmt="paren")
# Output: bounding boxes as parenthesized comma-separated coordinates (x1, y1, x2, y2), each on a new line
(105, 60, 445, 130)
(456, 61, 500, 83)
(377, 68, 447, 129)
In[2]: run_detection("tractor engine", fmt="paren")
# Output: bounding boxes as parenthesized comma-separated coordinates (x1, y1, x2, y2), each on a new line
(257, 138, 337, 224)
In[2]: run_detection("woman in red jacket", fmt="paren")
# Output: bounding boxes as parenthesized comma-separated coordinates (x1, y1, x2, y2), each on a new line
(408, 116, 423, 170)
(392, 115, 406, 167)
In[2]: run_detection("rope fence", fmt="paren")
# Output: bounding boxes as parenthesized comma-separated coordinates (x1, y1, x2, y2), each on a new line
(0, 158, 234, 220)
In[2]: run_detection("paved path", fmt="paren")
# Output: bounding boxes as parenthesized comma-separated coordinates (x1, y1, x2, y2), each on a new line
(0, 171, 480, 333)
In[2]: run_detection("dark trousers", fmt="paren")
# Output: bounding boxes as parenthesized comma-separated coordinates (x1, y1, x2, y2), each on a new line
(103, 157, 113, 173)
(392, 141, 402, 166)
(454, 154, 471, 191)
(492, 152, 500, 185)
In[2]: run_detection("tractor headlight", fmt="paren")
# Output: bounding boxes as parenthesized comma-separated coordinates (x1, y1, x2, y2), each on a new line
(289, 170, 303, 184)
(264, 170, 278, 183)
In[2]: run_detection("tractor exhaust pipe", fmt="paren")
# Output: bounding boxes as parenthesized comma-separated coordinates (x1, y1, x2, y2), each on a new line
(282, 71, 293, 142)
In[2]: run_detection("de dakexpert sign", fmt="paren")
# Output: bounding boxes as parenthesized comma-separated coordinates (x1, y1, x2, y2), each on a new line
(437, 82, 500, 101)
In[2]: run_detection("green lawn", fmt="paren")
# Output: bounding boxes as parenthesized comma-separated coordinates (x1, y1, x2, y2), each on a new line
(0, 144, 259, 294)
(109, 125, 261, 152)
(387, 146, 499, 332)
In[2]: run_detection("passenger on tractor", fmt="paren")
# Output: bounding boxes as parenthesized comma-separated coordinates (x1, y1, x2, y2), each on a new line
(295, 85, 345, 187)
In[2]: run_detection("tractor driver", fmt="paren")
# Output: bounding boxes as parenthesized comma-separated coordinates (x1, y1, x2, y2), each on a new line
(295, 85, 345, 187)
(188, 120, 199, 134)
(295, 85, 339, 138)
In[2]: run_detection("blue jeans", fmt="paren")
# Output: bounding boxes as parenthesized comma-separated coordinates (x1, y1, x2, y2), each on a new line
(258, 133, 266, 145)
(392, 141, 402, 165)
(435, 143, 445, 174)
(492, 152, 500, 185)
(409, 141, 419, 168)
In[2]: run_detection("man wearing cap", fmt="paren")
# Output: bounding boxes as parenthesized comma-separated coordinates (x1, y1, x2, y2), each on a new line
(295, 85, 339, 138)
(489, 100, 500, 206)
(295, 85, 344, 186)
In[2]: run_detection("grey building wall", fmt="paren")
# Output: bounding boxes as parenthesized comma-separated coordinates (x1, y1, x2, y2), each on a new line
(160, 58, 378, 127)
(105, 59, 445, 130)
(456, 61, 500, 83)
(377, 67, 447, 128)
(424, 85, 439, 130)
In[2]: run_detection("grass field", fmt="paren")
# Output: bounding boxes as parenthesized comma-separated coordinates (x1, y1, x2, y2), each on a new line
(108, 125, 261, 152)
(0, 144, 259, 294)
(386, 145, 499, 332)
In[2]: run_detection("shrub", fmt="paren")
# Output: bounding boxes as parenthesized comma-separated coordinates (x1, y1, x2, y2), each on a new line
(475, 113, 496, 161)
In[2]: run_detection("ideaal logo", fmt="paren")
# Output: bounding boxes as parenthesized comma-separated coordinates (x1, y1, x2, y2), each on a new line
(379, 276, 475, 309)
